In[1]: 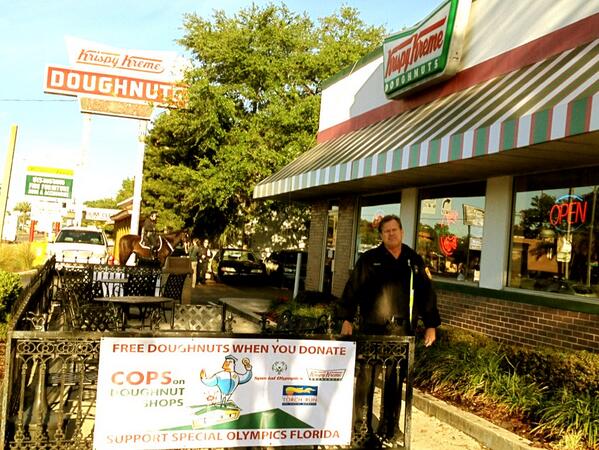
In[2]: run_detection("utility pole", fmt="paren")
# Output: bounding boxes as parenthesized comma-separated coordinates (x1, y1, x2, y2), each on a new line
(0, 125, 18, 240)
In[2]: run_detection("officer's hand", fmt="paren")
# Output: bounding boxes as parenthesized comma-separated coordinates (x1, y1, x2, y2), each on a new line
(340, 320, 353, 336)
(200, 369, 206, 379)
(424, 328, 436, 347)
(242, 357, 252, 370)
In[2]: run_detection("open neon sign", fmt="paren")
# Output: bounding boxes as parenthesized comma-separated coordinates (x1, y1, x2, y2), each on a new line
(549, 194, 587, 232)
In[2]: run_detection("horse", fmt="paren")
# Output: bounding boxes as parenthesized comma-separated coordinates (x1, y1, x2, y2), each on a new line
(118, 229, 190, 267)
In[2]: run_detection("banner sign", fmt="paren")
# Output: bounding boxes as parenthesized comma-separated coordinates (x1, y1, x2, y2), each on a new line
(462, 204, 484, 227)
(25, 174, 73, 199)
(45, 66, 186, 107)
(84, 207, 120, 222)
(382, 0, 471, 98)
(94, 337, 356, 449)
(44, 36, 188, 118)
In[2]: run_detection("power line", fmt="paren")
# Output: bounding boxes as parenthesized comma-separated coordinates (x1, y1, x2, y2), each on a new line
(0, 98, 76, 102)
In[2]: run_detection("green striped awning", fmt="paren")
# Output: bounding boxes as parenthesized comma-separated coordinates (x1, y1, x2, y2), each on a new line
(254, 39, 599, 200)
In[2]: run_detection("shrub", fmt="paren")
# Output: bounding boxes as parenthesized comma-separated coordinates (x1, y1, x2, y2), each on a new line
(414, 326, 599, 449)
(0, 242, 36, 272)
(0, 269, 22, 340)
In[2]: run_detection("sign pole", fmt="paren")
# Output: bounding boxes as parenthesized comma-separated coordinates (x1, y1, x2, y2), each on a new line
(130, 120, 148, 236)
(0, 125, 18, 241)
(74, 114, 91, 226)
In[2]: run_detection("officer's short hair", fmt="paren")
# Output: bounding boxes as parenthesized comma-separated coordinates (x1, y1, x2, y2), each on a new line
(378, 215, 402, 233)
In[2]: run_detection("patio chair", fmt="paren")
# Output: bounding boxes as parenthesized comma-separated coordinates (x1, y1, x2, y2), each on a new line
(171, 304, 226, 331)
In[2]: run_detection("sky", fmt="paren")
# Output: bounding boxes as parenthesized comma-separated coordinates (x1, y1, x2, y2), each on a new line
(0, 0, 440, 209)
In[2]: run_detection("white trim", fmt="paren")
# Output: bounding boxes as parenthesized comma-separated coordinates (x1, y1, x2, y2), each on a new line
(371, 153, 378, 176)
(517, 114, 532, 148)
(550, 102, 568, 140)
(385, 149, 394, 173)
(463, 129, 475, 159)
(419, 142, 429, 166)
(401, 145, 410, 169)
(440, 136, 450, 162)
(590, 93, 599, 131)
(488, 122, 501, 154)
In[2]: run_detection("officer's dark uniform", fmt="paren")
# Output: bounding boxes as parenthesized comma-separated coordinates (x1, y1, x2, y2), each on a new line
(339, 243, 441, 442)
(142, 217, 159, 258)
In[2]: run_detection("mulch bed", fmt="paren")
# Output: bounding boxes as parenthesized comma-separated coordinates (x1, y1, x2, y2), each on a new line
(418, 387, 553, 448)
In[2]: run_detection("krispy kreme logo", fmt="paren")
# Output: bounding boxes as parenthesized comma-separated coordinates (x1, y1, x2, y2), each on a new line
(383, 0, 469, 98)
(385, 17, 446, 78)
(76, 48, 165, 74)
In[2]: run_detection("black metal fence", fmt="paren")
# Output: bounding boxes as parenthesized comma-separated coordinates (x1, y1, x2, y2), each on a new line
(1, 260, 414, 450)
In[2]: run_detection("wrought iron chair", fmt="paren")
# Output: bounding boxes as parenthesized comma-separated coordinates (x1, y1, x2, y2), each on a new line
(170, 303, 227, 331)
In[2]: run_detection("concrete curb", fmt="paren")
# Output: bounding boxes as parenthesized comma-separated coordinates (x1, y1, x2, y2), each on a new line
(413, 389, 536, 450)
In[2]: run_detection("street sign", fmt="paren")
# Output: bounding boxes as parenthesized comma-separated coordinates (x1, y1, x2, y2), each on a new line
(25, 174, 73, 199)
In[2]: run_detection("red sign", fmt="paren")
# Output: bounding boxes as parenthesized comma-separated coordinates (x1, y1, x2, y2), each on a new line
(549, 194, 587, 231)
(44, 66, 186, 107)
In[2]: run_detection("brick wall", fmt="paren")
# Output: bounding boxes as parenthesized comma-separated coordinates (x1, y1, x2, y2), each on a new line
(305, 200, 328, 292)
(437, 289, 599, 351)
(331, 196, 357, 298)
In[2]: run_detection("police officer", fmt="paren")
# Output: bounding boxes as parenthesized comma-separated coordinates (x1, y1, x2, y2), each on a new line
(339, 214, 440, 445)
(142, 211, 159, 259)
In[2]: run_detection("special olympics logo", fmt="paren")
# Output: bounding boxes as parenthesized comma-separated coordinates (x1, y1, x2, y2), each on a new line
(272, 361, 288, 375)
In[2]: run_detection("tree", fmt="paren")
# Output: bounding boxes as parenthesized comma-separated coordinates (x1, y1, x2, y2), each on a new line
(84, 198, 117, 209)
(13, 202, 31, 231)
(143, 4, 384, 246)
(83, 178, 134, 209)
(115, 178, 134, 204)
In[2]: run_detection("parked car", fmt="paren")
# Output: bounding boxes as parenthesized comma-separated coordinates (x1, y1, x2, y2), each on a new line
(47, 226, 109, 266)
(265, 249, 307, 288)
(210, 248, 267, 283)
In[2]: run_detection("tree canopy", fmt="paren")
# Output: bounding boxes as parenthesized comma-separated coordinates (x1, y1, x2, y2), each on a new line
(143, 3, 385, 247)
(84, 178, 134, 209)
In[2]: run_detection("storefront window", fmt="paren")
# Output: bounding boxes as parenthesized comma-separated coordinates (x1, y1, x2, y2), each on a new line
(417, 183, 486, 282)
(355, 193, 400, 262)
(509, 167, 599, 299)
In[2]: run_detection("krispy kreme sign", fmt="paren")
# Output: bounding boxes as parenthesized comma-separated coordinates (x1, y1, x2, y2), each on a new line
(44, 37, 188, 117)
(74, 49, 165, 75)
(383, 0, 471, 98)
(45, 66, 186, 107)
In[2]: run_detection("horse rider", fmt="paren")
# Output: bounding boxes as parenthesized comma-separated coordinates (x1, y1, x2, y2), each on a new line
(142, 211, 159, 259)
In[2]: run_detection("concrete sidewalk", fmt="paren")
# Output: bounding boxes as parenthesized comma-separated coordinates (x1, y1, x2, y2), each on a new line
(189, 281, 535, 450)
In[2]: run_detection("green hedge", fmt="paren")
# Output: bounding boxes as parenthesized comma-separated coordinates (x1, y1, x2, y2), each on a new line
(0, 270, 22, 340)
(414, 326, 599, 449)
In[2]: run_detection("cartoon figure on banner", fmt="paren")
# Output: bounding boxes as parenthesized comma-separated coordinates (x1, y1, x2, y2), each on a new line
(192, 355, 253, 428)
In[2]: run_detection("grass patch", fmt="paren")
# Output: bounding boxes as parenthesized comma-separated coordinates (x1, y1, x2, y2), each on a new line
(414, 326, 599, 449)
(0, 242, 37, 272)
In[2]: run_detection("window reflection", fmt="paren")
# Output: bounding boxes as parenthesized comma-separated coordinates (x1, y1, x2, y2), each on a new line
(355, 197, 400, 262)
(417, 189, 485, 282)
(510, 174, 599, 299)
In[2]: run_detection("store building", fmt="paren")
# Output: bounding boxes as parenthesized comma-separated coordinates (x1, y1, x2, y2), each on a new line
(254, 0, 599, 351)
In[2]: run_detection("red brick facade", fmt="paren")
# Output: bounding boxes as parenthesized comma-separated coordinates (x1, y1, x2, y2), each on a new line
(305, 200, 328, 292)
(305, 198, 357, 298)
(332, 197, 357, 297)
(437, 289, 599, 351)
